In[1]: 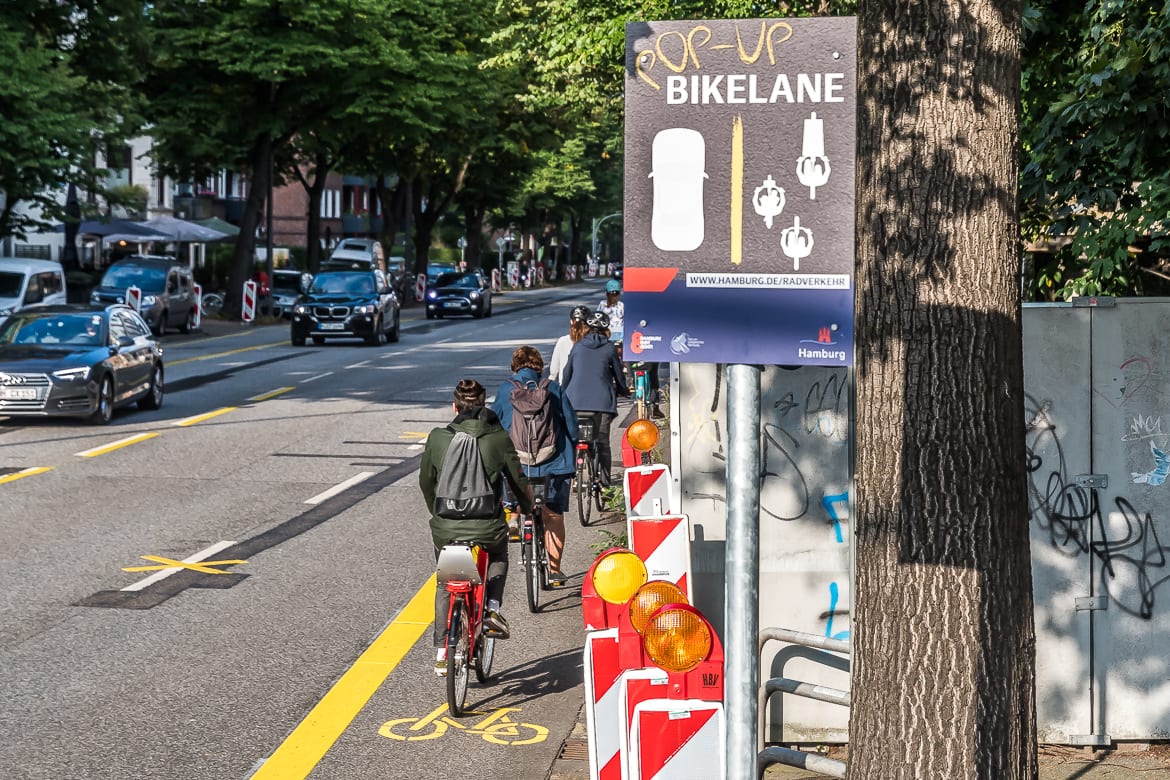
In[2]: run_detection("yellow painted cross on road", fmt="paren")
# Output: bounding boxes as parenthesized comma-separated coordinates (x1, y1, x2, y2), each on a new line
(122, 554, 247, 575)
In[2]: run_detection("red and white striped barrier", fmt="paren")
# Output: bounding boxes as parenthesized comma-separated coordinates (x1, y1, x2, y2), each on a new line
(624, 464, 674, 517)
(491, 268, 501, 292)
(536, 266, 544, 286)
(628, 699, 726, 779)
(628, 514, 692, 602)
(508, 267, 520, 288)
(584, 629, 624, 780)
(242, 279, 258, 322)
(192, 282, 202, 330)
(415, 273, 426, 302)
(125, 285, 142, 312)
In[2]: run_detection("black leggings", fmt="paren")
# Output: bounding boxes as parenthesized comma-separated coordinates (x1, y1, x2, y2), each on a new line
(590, 411, 616, 484)
(433, 537, 508, 646)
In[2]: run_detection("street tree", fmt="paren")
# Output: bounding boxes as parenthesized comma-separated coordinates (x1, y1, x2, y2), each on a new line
(143, 0, 408, 316)
(0, 1, 145, 239)
(849, 1, 1036, 777)
(1020, 0, 1170, 299)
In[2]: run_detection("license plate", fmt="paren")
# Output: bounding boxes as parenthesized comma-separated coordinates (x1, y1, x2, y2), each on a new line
(0, 387, 38, 400)
(319, 322, 344, 331)
(442, 301, 462, 309)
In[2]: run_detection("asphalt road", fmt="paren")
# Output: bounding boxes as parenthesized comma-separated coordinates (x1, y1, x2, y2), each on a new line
(0, 281, 617, 780)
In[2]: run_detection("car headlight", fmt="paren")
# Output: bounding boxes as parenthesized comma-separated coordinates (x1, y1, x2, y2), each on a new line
(90, 291, 100, 303)
(293, 304, 308, 314)
(469, 291, 479, 300)
(52, 366, 91, 381)
(354, 303, 375, 314)
(141, 295, 158, 307)
(0, 306, 12, 316)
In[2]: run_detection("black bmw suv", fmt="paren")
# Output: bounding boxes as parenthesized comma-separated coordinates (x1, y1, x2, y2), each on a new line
(290, 269, 400, 346)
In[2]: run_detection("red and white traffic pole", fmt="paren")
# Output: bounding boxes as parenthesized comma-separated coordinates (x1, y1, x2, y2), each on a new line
(242, 279, 258, 323)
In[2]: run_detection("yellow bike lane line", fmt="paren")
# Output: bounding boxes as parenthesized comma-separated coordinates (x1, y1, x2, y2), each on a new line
(249, 575, 437, 779)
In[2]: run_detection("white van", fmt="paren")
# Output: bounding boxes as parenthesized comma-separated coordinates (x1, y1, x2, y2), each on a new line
(0, 258, 68, 319)
(324, 238, 385, 272)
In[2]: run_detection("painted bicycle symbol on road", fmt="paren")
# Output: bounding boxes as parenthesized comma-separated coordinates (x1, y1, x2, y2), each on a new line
(379, 703, 548, 746)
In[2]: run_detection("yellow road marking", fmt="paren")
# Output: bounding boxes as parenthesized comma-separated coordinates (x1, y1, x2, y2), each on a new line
(121, 554, 247, 575)
(401, 431, 429, 440)
(248, 386, 295, 402)
(168, 341, 286, 367)
(0, 466, 53, 484)
(74, 432, 159, 458)
(173, 407, 236, 427)
(250, 575, 436, 779)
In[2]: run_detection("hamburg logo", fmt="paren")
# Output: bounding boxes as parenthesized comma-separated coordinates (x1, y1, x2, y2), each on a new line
(799, 324, 838, 346)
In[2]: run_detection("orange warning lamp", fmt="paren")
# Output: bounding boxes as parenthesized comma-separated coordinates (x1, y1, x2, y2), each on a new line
(626, 419, 659, 452)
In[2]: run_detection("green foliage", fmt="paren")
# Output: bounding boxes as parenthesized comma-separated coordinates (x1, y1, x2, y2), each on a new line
(590, 527, 629, 555)
(1021, 0, 1170, 299)
(0, 2, 145, 238)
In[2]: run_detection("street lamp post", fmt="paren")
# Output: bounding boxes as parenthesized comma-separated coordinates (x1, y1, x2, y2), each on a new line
(591, 212, 621, 264)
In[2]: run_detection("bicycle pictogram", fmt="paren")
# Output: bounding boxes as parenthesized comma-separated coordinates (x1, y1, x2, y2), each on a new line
(378, 703, 548, 746)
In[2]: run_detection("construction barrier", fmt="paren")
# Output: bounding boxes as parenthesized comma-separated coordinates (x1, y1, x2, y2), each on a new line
(580, 547, 725, 780)
(415, 273, 426, 302)
(508, 267, 520, 288)
(242, 279, 257, 322)
(192, 283, 202, 330)
(628, 515, 692, 602)
(623, 464, 674, 517)
(125, 285, 142, 312)
(491, 268, 501, 292)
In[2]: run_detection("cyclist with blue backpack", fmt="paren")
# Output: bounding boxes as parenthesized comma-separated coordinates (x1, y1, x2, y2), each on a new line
(420, 379, 532, 673)
(492, 346, 578, 587)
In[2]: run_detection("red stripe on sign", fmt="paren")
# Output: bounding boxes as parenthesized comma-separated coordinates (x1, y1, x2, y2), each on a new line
(627, 469, 666, 509)
(624, 266, 678, 293)
(631, 517, 680, 562)
(599, 751, 622, 780)
(636, 707, 719, 774)
(592, 636, 622, 698)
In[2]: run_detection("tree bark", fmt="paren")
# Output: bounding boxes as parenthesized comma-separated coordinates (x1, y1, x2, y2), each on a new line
(850, 1, 1036, 778)
(226, 134, 270, 317)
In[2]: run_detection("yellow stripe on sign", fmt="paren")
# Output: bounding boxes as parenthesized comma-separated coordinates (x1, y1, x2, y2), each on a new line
(0, 466, 52, 484)
(74, 432, 159, 458)
(731, 114, 744, 266)
(250, 574, 437, 780)
(173, 407, 236, 427)
(248, 387, 295, 402)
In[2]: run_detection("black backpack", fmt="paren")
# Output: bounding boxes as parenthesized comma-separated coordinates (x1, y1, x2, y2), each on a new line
(509, 378, 560, 466)
(433, 428, 497, 519)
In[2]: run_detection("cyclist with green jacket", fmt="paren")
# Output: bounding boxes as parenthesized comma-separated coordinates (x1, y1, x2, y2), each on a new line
(420, 379, 532, 673)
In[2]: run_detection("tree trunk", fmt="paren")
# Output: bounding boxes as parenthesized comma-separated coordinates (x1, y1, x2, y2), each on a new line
(849, 2, 1036, 778)
(303, 150, 329, 274)
(226, 134, 270, 317)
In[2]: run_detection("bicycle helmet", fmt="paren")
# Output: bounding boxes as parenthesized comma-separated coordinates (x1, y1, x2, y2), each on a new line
(586, 310, 610, 330)
(605, 279, 621, 294)
(570, 305, 590, 323)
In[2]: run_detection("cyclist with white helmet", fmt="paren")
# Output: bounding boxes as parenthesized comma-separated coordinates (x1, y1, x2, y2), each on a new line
(597, 279, 624, 355)
(548, 305, 591, 385)
(562, 310, 630, 484)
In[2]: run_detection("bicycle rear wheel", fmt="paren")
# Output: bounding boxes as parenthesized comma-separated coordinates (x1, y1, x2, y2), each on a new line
(576, 457, 593, 526)
(523, 525, 541, 613)
(593, 453, 607, 513)
(446, 598, 470, 717)
(474, 633, 496, 683)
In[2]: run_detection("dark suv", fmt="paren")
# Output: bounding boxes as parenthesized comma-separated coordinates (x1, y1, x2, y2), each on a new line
(89, 255, 196, 336)
(290, 269, 400, 346)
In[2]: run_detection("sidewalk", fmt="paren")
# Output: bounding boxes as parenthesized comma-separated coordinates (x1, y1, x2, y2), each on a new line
(760, 744, 1170, 779)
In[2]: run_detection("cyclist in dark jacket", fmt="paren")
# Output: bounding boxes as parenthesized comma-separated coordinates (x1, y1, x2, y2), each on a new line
(420, 379, 532, 671)
(561, 311, 630, 483)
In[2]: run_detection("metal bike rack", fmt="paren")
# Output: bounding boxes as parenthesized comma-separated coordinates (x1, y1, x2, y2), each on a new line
(755, 627, 851, 779)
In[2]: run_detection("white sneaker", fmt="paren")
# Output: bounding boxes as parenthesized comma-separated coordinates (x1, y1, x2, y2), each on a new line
(434, 647, 447, 676)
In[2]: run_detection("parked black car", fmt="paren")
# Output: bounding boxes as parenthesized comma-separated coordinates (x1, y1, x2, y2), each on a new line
(89, 255, 196, 336)
(425, 270, 493, 319)
(0, 304, 164, 424)
(290, 269, 400, 346)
